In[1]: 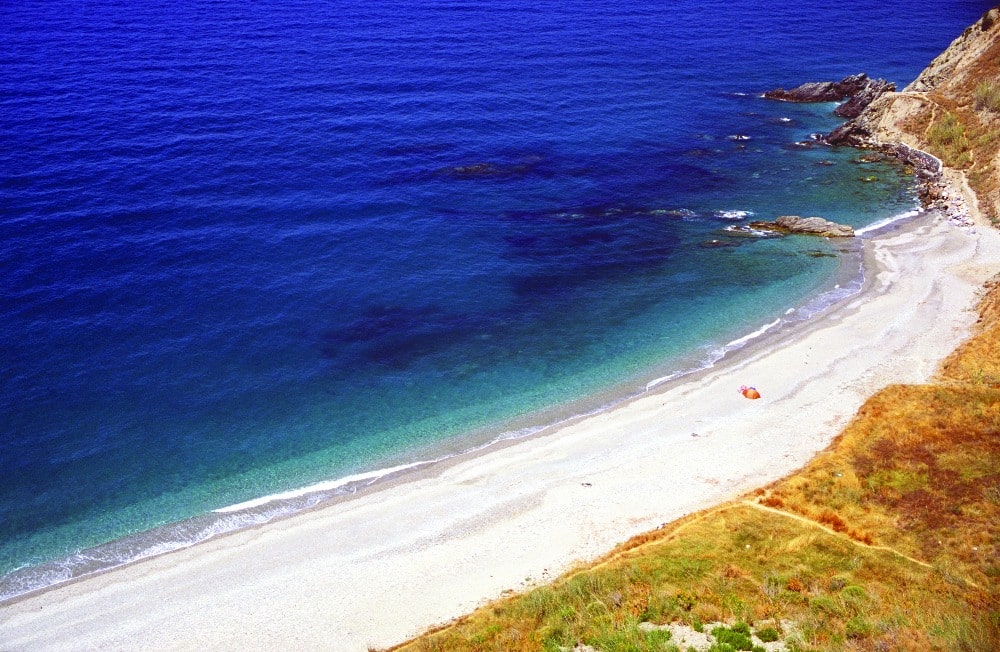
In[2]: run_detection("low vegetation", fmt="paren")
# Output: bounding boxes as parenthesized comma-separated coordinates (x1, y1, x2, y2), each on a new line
(926, 111, 973, 169)
(974, 81, 1000, 113)
(386, 281, 1000, 652)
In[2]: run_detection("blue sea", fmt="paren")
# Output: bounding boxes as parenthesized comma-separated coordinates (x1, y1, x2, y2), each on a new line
(1, 0, 992, 600)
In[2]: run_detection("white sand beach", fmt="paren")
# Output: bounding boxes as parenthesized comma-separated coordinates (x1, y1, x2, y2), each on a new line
(2, 211, 998, 651)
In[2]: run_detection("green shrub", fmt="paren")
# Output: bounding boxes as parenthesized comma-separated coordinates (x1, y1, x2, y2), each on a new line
(809, 595, 842, 616)
(643, 628, 674, 647)
(845, 615, 873, 639)
(974, 80, 1000, 112)
(755, 626, 780, 642)
(840, 585, 867, 600)
(707, 644, 736, 652)
(712, 625, 754, 650)
(927, 111, 972, 168)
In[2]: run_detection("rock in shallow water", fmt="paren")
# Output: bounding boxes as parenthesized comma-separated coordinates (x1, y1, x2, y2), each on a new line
(764, 72, 894, 119)
(748, 215, 855, 238)
(763, 73, 870, 103)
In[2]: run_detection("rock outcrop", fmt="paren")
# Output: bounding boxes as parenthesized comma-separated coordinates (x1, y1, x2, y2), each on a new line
(832, 77, 896, 118)
(764, 73, 895, 118)
(764, 73, 870, 103)
(747, 216, 855, 238)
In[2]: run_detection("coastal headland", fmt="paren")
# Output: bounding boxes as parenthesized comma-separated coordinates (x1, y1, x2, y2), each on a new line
(3, 9, 1000, 652)
(391, 8, 1000, 650)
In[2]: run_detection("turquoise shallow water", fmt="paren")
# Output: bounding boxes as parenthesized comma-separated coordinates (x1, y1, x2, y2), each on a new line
(0, 0, 993, 600)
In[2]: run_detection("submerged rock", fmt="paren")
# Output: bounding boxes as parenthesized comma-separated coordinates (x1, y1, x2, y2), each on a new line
(724, 225, 780, 238)
(440, 157, 548, 179)
(699, 238, 741, 248)
(748, 215, 855, 238)
(448, 162, 505, 177)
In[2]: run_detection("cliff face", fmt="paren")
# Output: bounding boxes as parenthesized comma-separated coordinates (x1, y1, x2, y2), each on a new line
(906, 8, 1000, 94)
(829, 7, 1000, 224)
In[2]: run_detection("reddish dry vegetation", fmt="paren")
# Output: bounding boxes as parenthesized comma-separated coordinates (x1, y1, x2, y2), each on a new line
(762, 382, 999, 582)
(764, 281, 1000, 581)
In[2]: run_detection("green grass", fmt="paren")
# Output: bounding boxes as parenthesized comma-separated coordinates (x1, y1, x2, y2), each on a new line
(927, 111, 973, 168)
(974, 80, 1000, 113)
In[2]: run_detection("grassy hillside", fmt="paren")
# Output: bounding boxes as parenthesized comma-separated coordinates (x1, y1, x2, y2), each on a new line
(386, 281, 1000, 652)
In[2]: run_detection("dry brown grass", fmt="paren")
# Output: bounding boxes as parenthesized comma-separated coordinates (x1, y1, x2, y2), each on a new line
(939, 278, 1000, 386)
(387, 285, 1000, 652)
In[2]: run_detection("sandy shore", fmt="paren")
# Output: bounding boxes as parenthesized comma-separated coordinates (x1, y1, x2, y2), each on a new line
(2, 210, 998, 651)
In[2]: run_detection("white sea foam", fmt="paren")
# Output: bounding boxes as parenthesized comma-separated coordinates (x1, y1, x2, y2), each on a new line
(644, 249, 867, 393)
(645, 370, 688, 391)
(644, 350, 720, 391)
(855, 208, 921, 236)
(794, 269, 865, 320)
(213, 460, 438, 513)
(0, 506, 290, 603)
(724, 318, 782, 349)
(723, 225, 774, 238)
(649, 208, 697, 219)
(713, 209, 754, 220)
(645, 317, 794, 392)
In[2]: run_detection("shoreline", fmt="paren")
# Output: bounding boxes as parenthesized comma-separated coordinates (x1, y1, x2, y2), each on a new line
(2, 204, 997, 650)
(0, 213, 871, 606)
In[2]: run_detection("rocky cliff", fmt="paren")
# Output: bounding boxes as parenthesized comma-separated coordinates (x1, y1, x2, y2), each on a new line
(827, 7, 1000, 224)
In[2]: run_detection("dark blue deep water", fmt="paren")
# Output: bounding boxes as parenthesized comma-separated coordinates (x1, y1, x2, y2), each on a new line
(1, 0, 993, 599)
